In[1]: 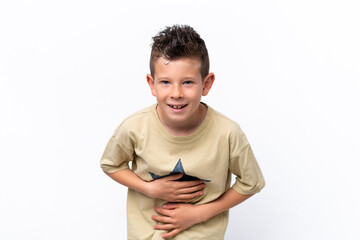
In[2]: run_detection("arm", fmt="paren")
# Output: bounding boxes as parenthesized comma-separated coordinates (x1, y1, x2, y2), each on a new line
(152, 188, 254, 239)
(104, 169, 205, 202)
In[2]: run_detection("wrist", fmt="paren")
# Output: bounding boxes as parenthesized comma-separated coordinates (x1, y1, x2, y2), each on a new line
(197, 204, 212, 223)
(142, 181, 154, 198)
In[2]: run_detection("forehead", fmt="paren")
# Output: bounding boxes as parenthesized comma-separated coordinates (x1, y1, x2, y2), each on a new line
(153, 57, 201, 78)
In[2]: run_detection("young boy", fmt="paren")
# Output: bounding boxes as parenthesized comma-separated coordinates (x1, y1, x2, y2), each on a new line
(100, 25, 265, 240)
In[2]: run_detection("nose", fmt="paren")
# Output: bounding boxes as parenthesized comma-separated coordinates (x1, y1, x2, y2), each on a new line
(171, 85, 183, 99)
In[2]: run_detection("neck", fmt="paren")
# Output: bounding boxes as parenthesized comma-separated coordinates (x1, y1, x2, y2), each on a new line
(158, 103, 207, 137)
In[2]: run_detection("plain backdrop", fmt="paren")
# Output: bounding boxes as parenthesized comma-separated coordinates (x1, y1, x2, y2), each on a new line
(1, 0, 359, 239)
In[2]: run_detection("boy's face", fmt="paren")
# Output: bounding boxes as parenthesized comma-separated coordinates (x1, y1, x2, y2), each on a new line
(147, 57, 214, 131)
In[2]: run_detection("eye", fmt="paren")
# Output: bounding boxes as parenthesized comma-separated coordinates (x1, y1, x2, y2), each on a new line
(184, 81, 193, 85)
(160, 80, 170, 85)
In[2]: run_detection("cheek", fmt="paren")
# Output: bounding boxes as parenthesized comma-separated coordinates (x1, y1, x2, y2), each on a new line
(152, 86, 162, 97)
(151, 89, 157, 96)
(187, 93, 202, 104)
(192, 89, 203, 99)
(154, 89, 166, 100)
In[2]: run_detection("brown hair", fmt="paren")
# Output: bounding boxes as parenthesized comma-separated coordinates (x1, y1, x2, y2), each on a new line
(150, 25, 210, 80)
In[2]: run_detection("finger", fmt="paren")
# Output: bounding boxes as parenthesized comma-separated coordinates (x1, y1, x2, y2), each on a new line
(177, 183, 205, 194)
(153, 223, 176, 230)
(168, 191, 203, 202)
(162, 203, 181, 209)
(174, 191, 203, 201)
(162, 173, 183, 181)
(154, 207, 173, 216)
(175, 180, 204, 189)
(152, 214, 173, 224)
(162, 229, 181, 239)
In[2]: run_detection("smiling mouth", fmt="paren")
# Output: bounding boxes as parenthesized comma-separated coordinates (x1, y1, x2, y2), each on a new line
(168, 104, 188, 109)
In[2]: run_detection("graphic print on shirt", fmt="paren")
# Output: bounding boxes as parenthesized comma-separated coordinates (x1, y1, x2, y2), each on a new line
(148, 159, 211, 182)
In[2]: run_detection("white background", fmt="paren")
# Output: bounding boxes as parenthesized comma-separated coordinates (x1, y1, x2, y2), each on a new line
(1, 0, 359, 239)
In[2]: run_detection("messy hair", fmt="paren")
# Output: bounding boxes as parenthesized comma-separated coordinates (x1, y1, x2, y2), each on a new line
(150, 25, 210, 80)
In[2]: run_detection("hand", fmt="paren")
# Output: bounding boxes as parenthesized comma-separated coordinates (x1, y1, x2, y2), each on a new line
(146, 174, 205, 202)
(152, 203, 206, 239)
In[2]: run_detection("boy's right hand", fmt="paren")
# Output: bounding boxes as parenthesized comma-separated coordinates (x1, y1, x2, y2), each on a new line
(145, 174, 205, 202)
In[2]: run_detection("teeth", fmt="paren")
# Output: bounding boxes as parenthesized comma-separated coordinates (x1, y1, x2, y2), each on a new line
(170, 105, 186, 109)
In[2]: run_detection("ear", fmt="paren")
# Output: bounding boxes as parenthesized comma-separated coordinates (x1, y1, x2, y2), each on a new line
(146, 74, 156, 97)
(202, 73, 215, 96)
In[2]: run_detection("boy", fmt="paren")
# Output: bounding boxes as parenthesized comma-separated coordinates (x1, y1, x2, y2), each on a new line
(100, 25, 265, 240)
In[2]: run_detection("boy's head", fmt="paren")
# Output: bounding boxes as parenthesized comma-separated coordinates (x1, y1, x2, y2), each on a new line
(150, 25, 210, 81)
(147, 25, 215, 134)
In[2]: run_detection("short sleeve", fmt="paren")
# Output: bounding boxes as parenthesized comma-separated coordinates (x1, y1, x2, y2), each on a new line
(100, 124, 135, 174)
(229, 126, 265, 195)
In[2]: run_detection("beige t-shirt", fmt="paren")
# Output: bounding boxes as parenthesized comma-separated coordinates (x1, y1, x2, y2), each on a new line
(100, 104, 265, 240)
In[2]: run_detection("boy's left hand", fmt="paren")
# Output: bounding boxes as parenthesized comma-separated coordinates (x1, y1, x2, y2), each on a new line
(152, 203, 206, 239)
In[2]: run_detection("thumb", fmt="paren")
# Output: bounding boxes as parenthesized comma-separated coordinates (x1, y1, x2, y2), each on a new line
(164, 173, 183, 181)
(162, 203, 180, 209)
